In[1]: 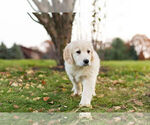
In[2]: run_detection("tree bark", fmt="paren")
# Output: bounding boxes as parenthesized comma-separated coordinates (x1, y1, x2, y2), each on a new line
(33, 12, 75, 65)
(28, 0, 76, 65)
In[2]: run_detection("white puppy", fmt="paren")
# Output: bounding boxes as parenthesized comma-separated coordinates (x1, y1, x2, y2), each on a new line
(63, 41, 100, 107)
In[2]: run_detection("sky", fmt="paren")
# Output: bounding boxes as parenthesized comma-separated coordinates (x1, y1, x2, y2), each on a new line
(0, 0, 150, 49)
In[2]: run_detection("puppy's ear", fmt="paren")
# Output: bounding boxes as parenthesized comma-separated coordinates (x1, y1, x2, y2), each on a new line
(90, 44, 94, 62)
(63, 44, 74, 64)
(91, 50, 94, 62)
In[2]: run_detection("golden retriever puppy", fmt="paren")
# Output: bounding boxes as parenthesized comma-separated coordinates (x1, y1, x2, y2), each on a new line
(63, 41, 100, 107)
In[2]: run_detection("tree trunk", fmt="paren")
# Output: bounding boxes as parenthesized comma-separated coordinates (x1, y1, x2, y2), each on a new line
(33, 12, 75, 65)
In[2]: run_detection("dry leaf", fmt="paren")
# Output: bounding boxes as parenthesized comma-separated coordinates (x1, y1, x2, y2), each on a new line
(28, 107, 33, 112)
(98, 94, 104, 98)
(39, 74, 44, 78)
(128, 110, 135, 113)
(48, 109, 55, 112)
(114, 106, 121, 110)
(13, 105, 19, 109)
(107, 108, 113, 112)
(26, 69, 34, 75)
(42, 80, 46, 85)
(33, 97, 40, 101)
(43, 97, 50, 101)
(33, 110, 38, 113)
(37, 84, 44, 89)
(43, 93, 48, 95)
(132, 88, 137, 92)
(48, 101, 54, 105)
(134, 100, 143, 106)
(26, 97, 29, 100)
(62, 88, 67, 92)
(48, 108, 60, 112)
(11, 82, 18, 87)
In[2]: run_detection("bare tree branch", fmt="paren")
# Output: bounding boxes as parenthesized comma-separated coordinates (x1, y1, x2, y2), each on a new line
(32, 0, 53, 12)
(51, 0, 61, 12)
(33, 13, 58, 45)
(27, 12, 41, 24)
(62, 0, 76, 12)
(26, 0, 37, 12)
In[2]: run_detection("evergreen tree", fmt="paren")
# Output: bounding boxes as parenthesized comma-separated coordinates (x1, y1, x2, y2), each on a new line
(98, 38, 138, 60)
(0, 42, 8, 59)
(110, 38, 129, 60)
(128, 45, 138, 60)
(8, 44, 24, 59)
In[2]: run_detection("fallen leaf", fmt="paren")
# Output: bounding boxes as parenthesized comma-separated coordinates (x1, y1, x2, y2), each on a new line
(37, 84, 44, 89)
(33, 110, 38, 113)
(145, 92, 150, 97)
(48, 101, 54, 105)
(26, 69, 34, 75)
(28, 108, 33, 112)
(48, 109, 55, 112)
(42, 80, 46, 85)
(13, 105, 19, 109)
(7, 89, 12, 93)
(26, 97, 29, 100)
(107, 108, 113, 112)
(128, 110, 135, 113)
(48, 108, 60, 112)
(97, 94, 104, 98)
(134, 100, 143, 106)
(132, 88, 137, 92)
(43, 93, 48, 95)
(62, 88, 67, 92)
(33, 97, 40, 101)
(114, 106, 121, 110)
(39, 74, 44, 78)
(39, 108, 45, 112)
(43, 97, 50, 101)
(64, 105, 67, 108)
(11, 82, 18, 87)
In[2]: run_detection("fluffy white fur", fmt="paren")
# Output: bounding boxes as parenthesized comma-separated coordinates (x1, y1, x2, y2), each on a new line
(63, 41, 100, 107)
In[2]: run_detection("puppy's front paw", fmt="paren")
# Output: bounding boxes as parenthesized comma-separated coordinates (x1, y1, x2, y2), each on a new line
(79, 104, 92, 108)
(71, 92, 81, 97)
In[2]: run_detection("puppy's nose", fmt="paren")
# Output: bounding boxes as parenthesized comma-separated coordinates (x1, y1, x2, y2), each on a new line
(83, 59, 89, 64)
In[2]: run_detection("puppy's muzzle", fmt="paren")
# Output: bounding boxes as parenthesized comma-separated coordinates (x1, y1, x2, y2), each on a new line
(83, 59, 89, 66)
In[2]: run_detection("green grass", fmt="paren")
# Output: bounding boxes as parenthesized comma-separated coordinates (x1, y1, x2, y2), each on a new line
(0, 60, 149, 112)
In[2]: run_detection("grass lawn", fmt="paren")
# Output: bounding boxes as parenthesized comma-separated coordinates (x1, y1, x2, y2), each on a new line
(0, 60, 149, 112)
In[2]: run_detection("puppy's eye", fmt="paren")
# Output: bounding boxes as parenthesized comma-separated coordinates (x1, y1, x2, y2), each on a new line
(87, 50, 90, 53)
(76, 50, 81, 54)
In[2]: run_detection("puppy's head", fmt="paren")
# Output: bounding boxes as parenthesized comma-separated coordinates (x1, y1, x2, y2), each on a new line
(63, 41, 94, 66)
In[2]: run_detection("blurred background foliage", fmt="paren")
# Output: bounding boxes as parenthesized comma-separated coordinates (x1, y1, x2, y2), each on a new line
(98, 38, 138, 60)
(0, 43, 24, 59)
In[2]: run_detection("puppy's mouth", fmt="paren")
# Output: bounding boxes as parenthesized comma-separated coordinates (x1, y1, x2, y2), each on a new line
(83, 63, 89, 66)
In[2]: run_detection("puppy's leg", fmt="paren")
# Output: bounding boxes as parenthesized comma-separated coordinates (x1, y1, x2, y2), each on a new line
(79, 78, 93, 107)
(76, 82, 82, 95)
(68, 75, 82, 96)
(92, 76, 97, 96)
